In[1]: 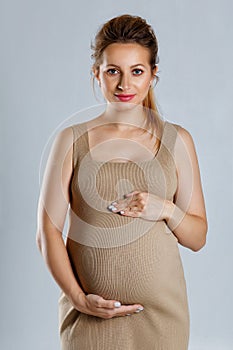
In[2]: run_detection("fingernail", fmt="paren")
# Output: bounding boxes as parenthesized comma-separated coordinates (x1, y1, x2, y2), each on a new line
(120, 210, 125, 214)
(135, 307, 144, 313)
(126, 313, 131, 316)
(108, 205, 117, 211)
(114, 301, 121, 308)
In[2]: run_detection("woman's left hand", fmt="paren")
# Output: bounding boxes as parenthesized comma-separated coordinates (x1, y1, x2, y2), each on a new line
(107, 190, 170, 222)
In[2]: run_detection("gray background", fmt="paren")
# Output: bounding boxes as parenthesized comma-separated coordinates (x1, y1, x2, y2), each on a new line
(1, 0, 232, 349)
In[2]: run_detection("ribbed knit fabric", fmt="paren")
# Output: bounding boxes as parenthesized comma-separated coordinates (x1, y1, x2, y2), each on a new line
(58, 120, 190, 349)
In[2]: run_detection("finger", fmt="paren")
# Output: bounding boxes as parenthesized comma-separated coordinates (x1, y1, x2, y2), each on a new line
(115, 304, 144, 316)
(131, 206, 142, 212)
(120, 208, 142, 218)
(96, 299, 143, 314)
(125, 199, 144, 208)
(108, 197, 144, 214)
(125, 195, 146, 207)
(93, 295, 122, 309)
(108, 198, 130, 213)
(110, 196, 133, 206)
(110, 205, 125, 213)
(125, 205, 141, 212)
(124, 190, 141, 198)
(126, 200, 144, 212)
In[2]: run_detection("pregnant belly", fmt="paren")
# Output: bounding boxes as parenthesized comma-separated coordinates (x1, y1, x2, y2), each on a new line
(66, 227, 186, 306)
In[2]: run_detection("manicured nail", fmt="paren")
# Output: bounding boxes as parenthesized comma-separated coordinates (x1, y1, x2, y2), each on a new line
(126, 313, 131, 316)
(120, 210, 125, 214)
(114, 301, 121, 308)
(108, 205, 117, 211)
(135, 307, 144, 313)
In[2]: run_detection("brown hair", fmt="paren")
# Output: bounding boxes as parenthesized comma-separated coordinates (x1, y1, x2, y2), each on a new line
(91, 14, 164, 152)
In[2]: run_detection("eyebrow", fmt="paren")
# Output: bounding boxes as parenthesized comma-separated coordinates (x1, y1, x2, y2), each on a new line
(106, 64, 146, 68)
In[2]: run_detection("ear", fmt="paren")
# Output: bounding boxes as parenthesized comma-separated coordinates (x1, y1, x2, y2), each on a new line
(92, 66, 100, 80)
(152, 65, 158, 78)
(149, 66, 158, 86)
(153, 65, 158, 74)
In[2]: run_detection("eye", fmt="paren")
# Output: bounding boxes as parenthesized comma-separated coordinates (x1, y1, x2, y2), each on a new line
(106, 68, 119, 75)
(133, 69, 144, 75)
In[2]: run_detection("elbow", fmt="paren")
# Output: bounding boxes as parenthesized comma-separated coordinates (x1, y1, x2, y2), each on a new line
(191, 220, 208, 252)
(191, 237, 206, 252)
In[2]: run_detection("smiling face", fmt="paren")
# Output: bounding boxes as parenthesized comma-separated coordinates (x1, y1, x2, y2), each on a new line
(93, 42, 158, 109)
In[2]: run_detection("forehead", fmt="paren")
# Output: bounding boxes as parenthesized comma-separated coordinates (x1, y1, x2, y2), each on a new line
(101, 42, 151, 66)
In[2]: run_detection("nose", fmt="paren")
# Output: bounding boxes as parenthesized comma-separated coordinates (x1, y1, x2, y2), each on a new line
(117, 73, 131, 91)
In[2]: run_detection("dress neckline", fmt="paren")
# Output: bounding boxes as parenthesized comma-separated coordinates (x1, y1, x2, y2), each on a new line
(85, 121, 167, 165)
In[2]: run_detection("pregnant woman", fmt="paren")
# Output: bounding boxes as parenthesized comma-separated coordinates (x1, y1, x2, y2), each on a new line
(36, 14, 208, 350)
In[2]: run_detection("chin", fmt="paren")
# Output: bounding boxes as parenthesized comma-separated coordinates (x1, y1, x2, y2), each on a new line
(108, 101, 141, 112)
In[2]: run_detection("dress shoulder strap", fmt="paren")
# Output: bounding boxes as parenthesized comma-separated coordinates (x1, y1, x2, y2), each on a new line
(161, 121, 180, 157)
(70, 122, 88, 169)
(70, 120, 180, 168)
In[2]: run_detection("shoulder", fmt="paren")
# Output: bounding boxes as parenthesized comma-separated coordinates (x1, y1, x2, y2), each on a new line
(167, 122, 199, 166)
(49, 126, 75, 159)
(166, 121, 196, 150)
(69, 121, 89, 139)
(55, 122, 87, 142)
(53, 126, 73, 147)
(166, 121, 192, 137)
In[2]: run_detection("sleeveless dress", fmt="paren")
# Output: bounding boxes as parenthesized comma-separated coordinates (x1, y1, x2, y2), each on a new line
(58, 120, 190, 350)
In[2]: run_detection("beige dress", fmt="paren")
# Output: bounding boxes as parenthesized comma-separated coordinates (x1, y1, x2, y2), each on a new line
(58, 120, 190, 349)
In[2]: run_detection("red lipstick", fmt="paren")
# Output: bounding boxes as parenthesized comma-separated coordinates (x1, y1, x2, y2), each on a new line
(115, 94, 136, 102)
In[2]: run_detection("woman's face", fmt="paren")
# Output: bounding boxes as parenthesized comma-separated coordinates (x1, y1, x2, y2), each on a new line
(93, 42, 157, 109)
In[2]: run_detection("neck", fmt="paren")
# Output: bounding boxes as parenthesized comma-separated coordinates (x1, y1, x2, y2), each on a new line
(101, 102, 147, 131)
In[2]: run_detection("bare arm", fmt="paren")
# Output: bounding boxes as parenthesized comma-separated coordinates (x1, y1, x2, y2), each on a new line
(164, 125, 208, 251)
(36, 127, 85, 304)
(36, 126, 144, 318)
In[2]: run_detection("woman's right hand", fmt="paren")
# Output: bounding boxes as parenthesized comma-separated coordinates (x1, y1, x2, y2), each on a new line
(73, 292, 144, 319)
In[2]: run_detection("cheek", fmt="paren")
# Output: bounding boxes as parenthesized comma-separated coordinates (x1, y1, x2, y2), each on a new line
(136, 76, 151, 87)
(102, 77, 117, 90)
(137, 80, 151, 93)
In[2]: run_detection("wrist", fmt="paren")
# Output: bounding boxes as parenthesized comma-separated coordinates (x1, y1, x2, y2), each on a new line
(67, 286, 86, 308)
(163, 200, 175, 222)
(164, 201, 185, 231)
(70, 291, 87, 311)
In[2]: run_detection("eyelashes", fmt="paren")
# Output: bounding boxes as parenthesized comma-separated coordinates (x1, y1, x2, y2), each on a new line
(133, 69, 144, 75)
(106, 68, 144, 76)
(106, 68, 118, 75)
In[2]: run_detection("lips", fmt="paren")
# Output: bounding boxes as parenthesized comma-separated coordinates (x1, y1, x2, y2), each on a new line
(114, 94, 136, 102)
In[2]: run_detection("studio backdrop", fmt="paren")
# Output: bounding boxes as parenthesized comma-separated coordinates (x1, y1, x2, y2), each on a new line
(1, 0, 232, 349)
